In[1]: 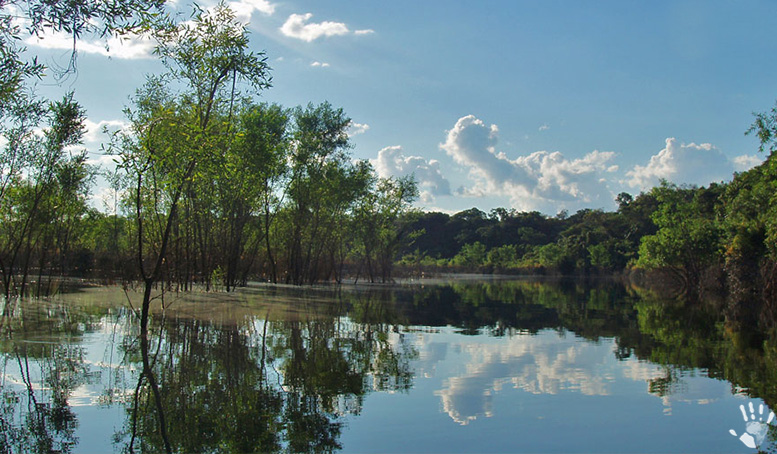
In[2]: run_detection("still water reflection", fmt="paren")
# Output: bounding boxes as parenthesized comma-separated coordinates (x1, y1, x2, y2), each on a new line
(0, 278, 775, 453)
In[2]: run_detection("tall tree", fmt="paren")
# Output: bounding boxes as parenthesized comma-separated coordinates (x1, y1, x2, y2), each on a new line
(114, 1, 271, 314)
(282, 102, 355, 284)
(112, 6, 271, 448)
(224, 103, 290, 286)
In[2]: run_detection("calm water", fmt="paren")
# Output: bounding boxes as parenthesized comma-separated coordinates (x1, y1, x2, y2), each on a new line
(1, 278, 775, 453)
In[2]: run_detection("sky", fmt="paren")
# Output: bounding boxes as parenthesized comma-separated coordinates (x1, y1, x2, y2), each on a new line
(22, 0, 777, 215)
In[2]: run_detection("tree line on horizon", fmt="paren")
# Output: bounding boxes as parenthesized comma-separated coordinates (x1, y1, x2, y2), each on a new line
(399, 117, 777, 327)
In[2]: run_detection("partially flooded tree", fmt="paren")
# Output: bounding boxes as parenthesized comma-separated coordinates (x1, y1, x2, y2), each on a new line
(229, 103, 290, 285)
(0, 0, 167, 301)
(637, 182, 724, 298)
(353, 176, 419, 283)
(113, 1, 271, 321)
(281, 102, 363, 284)
(0, 94, 92, 299)
(112, 5, 271, 451)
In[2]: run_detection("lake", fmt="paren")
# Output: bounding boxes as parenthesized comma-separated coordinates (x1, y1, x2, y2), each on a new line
(1, 277, 775, 453)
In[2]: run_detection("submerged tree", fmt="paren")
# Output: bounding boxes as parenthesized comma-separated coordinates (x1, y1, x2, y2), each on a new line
(221, 103, 290, 287)
(279, 102, 366, 284)
(353, 176, 419, 282)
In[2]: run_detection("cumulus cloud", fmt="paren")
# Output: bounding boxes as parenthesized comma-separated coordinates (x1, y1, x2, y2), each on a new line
(625, 138, 735, 190)
(373, 146, 451, 202)
(280, 13, 349, 41)
(440, 115, 618, 212)
(538, 124, 550, 132)
(347, 122, 370, 136)
(81, 119, 130, 167)
(26, 32, 155, 59)
(227, 0, 275, 22)
(83, 119, 130, 144)
(733, 154, 763, 172)
(354, 29, 375, 35)
(310, 61, 330, 68)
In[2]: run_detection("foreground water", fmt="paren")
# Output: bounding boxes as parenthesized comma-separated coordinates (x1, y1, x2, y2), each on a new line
(1, 277, 776, 453)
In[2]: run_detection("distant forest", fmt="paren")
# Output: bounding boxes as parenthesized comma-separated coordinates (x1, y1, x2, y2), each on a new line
(3, 0, 777, 319)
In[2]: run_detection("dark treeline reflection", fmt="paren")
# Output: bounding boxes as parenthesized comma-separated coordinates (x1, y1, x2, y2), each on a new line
(120, 304, 418, 453)
(1, 278, 776, 452)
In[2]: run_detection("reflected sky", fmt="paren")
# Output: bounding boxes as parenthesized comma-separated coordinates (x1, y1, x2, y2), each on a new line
(402, 328, 732, 425)
(342, 327, 759, 453)
(1, 282, 773, 453)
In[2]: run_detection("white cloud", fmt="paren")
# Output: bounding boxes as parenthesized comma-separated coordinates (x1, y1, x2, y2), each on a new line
(90, 185, 128, 214)
(83, 119, 130, 144)
(280, 13, 349, 42)
(733, 154, 763, 172)
(440, 115, 618, 212)
(625, 138, 734, 190)
(228, 0, 275, 18)
(538, 124, 550, 132)
(310, 61, 330, 68)
(354, 29, 375, 35)
(26, 31, 155, 59)
(373, 146, 452, 200)
(81, 119, 130, 168)
(347, 122, 370, 136)
(226, 0, 275, 23)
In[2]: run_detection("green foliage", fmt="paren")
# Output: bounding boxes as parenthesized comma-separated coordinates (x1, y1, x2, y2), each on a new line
(487, 244, 519, 269)
(0, 93, 94, 296)
(636, 182, 723, 292)
(536, 243, 567, 269)
(452, 242, 487, 269)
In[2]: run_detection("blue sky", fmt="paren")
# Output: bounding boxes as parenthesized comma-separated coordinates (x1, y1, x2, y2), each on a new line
(24, 0, 777, 214)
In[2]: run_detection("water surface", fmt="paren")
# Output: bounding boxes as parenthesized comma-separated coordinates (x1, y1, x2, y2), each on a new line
(1, 278, 775, 453)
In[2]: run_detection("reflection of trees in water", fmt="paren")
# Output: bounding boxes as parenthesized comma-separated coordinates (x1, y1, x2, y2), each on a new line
(120, 307, 418, 453)
(0, 345, 83, 454)
(365, 279, 777, 415)
(2, 280, 777, 451)
(0, 299, 100, 454)
(625, 292, 777, 412)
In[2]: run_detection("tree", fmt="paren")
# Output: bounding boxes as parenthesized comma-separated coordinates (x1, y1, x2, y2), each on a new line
(232, 103, 290, 285)
(112, 6, 271, 450)
(281, 102, 359, 284)
(1, 0, 165, 121)
(353, 175, 419, 282)
(0, 94, 91, 298)
(637, 182, 723, 297)
(0, 0, 167, 299)
(113, 0, 271, 302)
(453, 242, 487, 269)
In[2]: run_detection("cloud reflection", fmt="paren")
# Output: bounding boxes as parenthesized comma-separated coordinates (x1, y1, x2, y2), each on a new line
(424, 331, 667, 425)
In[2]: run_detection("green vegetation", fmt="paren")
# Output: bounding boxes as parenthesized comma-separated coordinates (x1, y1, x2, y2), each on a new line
(398, 117, 777, 318)
(0, 1, 419, 299)
(3, 0, 777, 326)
